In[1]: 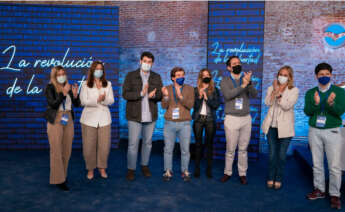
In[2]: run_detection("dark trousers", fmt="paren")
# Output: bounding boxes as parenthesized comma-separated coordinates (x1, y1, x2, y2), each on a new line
(267, 127, 291, 182)
(193, 116, 215, 169)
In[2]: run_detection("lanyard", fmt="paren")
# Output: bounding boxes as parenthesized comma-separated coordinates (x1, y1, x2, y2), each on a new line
(172, 85, 183, 104)
(62, 99, 66, 111)
(230, 75, 243, 88)
(317, 85, 332, 113)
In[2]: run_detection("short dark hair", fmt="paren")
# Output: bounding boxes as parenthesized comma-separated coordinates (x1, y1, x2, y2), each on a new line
(140, 51, 154, 63)
(226, 56, 240, 67)
(170, 67, 185, 81)
(315, 63, 332, 75)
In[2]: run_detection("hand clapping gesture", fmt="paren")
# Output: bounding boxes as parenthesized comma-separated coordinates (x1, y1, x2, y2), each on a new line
(71, 83, 78, 98)
(327, 92, 336, 106)
(98, 92, 106, 103)
(161, 87, 168, 97)
(149, 88, 156, 99)
(63, 83, 71, 96)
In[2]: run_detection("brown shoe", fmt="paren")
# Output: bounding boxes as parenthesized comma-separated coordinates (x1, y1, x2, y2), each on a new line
(239, 176, 247, 185)
(141, 166, 152, 177)
(126, 169, 135, 181)
(330, 196, 341, 210)
(220, 174, 231, 183)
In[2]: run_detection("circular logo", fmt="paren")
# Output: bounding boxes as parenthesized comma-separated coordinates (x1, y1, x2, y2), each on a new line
(324, 23, 345, 49)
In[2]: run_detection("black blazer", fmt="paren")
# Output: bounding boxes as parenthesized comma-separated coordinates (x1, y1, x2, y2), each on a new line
(43, 83, 81, 124)
(192, 87, 221, 122)
(122, 69, 163, 122)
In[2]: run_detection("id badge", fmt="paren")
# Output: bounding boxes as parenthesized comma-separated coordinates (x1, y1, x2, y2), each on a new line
(172, 107, 180, 120)
(316, 115, 326, 128)
(235, 98, 243, 110)
(60, 114, 69, 126)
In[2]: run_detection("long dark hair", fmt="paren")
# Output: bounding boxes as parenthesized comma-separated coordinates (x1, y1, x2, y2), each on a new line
(87, 61, 108, 88)
(197, 68, 215, 95)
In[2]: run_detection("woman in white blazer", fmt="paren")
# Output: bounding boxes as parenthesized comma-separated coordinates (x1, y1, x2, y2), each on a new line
(80, 61, 114, 180)
(262, 66, 299, 189)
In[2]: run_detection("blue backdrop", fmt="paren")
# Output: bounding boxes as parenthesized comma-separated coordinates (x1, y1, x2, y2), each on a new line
(0, 4, 119, 149)
(207, 1, 265, 160)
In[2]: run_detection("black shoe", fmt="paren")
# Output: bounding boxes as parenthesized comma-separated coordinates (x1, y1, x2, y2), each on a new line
(57, 182, 69, 191)
(206, 167, 213, 178)
(194, 167, 200, 178)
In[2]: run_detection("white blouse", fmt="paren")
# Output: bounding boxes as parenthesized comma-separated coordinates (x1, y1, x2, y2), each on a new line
(200, 100, 207, 115)
(80, 81, 114, 128)
(58, 94, 72, 111)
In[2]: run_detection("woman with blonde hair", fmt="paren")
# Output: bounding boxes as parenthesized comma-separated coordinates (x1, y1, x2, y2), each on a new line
(262, 65, 299, 189)
(80, 61, 114, 180)
(44, 65, 80, 191)
(192, 68, 221, 178)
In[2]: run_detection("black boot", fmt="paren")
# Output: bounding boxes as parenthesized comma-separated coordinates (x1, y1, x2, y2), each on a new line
(206, 166, 212, 178)
(56, 182, 69, 191)
(194, 166, 200, 178)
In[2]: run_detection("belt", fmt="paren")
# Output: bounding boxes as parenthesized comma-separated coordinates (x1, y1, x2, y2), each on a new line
(199, 115, 208, 119)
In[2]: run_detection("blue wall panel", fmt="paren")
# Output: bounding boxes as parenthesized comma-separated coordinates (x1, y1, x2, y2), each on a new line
(0, 4, 119, 149)
(207, 1, 265, 160)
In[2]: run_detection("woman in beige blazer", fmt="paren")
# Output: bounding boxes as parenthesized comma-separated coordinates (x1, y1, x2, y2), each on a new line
(262, 66, 299, 189)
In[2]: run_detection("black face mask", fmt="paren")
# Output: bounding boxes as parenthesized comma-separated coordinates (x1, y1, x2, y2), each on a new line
(232, 65, 242, 74)
(202, 77, 211, 83)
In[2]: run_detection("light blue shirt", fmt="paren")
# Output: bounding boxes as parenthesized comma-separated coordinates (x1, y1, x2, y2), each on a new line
(140, 70, 152, 122)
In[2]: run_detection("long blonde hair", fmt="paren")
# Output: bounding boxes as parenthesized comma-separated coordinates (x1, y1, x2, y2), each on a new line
(277, 65, 294, 89)
(50, 65, 66, 92)
(197, 68, 215, 95)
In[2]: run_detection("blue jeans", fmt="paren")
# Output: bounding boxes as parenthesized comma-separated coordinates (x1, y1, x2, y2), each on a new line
(127, 121, 156, 170)
(164, 120, 191, 173)
(267, 127, 291, 182)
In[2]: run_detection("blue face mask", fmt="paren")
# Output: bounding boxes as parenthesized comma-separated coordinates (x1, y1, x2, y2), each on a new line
(318, 76, 330, 85)
(176, 77, 185, 86)
(94, 69, 103, 78)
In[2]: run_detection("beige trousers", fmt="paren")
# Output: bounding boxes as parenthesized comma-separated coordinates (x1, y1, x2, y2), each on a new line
(81, 124, 111, 170)
(47, 111, 74, 184)
(224, 114, 252, 176)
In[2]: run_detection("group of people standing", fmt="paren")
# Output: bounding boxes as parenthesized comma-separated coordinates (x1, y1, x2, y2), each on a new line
(43, 51, 345, 210)
(44, 61, 114, 191)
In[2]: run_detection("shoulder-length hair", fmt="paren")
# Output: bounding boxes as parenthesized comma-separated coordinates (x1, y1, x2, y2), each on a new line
(277, 65, 294, 89)
(197, 68, 215, 95)
(87, 61, 108, 88)
(50, 65, 66, 93)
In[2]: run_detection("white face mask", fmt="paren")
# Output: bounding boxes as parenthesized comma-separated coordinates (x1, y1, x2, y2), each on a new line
(141, 63, 151, 72)
(94, 69, 103, 78)
(57, 75, 67, 84)
(278, 76, 288, 84)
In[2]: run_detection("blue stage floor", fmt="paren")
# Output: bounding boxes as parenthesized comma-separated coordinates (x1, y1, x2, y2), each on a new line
(0, 148, 343, 212)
